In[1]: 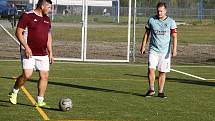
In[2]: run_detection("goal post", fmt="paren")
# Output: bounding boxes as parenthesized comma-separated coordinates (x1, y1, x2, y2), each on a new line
(0, 0, 132, 63)
(83, 0, 132, 62)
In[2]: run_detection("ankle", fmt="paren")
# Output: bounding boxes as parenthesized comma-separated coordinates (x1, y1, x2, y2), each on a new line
(37, 96, 44, 103)
(12, 88, 19, 93)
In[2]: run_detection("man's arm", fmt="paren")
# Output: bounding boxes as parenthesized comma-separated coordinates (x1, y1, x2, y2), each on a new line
(47, 33, 54, 64)
(172, 32, 177, 57)
(16, 27, 32, 58)
(140, 29, 150, 54)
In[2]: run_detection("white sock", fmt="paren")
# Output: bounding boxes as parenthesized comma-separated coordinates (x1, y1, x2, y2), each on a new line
(158, 89, 164, 93)
(37, 96, 44, 103)
(149, 85, 155, 91)
(13, 88, 19, 93)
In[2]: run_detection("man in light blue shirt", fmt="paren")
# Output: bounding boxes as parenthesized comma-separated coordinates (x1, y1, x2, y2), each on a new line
(140, 2, 177, 98)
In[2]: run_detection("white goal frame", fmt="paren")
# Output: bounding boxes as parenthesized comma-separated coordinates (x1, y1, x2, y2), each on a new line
(55, 0, 132, 63)
(2, 0, 132, 63)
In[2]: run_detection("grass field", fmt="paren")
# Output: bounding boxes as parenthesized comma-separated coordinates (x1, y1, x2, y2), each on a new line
(0, 61, 215, 121)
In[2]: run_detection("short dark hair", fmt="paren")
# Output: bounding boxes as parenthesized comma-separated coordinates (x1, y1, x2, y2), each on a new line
(36, 0, 52, 8)
(156, 2, 167, 9)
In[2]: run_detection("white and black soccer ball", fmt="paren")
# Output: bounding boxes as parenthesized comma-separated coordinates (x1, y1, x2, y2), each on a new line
(59, 98, 72, 111)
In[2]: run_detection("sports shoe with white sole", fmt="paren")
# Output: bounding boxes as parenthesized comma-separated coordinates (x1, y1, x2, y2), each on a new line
(144, 90, 155, 97)
(35, 100, 50, 108)
(8, 92, 17, 104)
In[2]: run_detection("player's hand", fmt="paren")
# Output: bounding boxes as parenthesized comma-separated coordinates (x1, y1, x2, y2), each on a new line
(172, 50, 177, 57)
(25, 47, 32, 58)
(49, 54, 54, 64)
(140, 46, 146, 54)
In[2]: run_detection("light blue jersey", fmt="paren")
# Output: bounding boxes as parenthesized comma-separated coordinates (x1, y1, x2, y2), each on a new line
(145, 16, 177, 54)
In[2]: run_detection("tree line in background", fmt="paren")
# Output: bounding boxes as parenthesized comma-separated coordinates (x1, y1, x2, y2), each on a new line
(120, 0, 215, 9)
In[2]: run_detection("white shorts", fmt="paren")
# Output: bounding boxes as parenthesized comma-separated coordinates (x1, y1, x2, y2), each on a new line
(148, 52, 171, 72)
(21, 55, 50, 71)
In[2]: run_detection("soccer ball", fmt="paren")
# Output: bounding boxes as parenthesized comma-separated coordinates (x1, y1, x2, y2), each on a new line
(59, 98, 72, 111)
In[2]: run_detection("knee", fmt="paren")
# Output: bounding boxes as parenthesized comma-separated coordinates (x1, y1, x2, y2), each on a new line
(21, 70, 33, 80)
(148, 68, 155, 74)
(159, 72, 166, 77)
(40, 75, 49, 81)
(22, 74, 31, 80)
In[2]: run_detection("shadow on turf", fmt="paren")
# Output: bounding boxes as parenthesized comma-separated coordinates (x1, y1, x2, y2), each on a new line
(1, 76, 17, 80)
(0, 99, 32, 107)
(0, 99, 61, 111)
(124, 74, 215, 87)
(0, 100, 10, 107)
(1, 76, 146, 97)
(36, 106, 61, 111)
(47, 80, 146, 97)
(2, 75, 214, 99)
(27, 79, 145, 97)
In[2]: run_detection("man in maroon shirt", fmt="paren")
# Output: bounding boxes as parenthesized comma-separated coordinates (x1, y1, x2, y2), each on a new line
(9, 0, 54, 108)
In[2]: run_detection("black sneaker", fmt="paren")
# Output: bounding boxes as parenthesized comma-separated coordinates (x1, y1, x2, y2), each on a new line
(158, 93, 167, 98)
(144, 90, 155, 97)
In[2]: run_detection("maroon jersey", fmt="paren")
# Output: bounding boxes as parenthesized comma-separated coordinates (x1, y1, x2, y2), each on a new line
(17, 11, 51, 56)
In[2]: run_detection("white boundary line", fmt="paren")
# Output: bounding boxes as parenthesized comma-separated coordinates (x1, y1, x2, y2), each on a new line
(172, 65, 215, 68)
(170, 69, 207, 80)
(1, 59, 215, 68)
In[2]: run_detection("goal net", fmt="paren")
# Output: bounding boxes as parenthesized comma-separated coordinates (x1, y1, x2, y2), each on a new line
(52, 0, 132, 62)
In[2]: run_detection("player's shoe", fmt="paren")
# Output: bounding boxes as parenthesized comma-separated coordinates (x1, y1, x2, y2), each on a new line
(158, 93, 167, 98)
(35, 100, 50, 108)
(144, 90, 155, 97)
(8, 92, 17, 104)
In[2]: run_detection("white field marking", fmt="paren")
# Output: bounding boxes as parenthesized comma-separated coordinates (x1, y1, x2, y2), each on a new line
(55, 61, 148, 67)
(51, 62, 215, 68)
(170, 69, 207, 81)
(172, 65, 215, 68)
(1, 59, 215, 68)
(54, 61, 215, 68)
(0, 59, 147, 67)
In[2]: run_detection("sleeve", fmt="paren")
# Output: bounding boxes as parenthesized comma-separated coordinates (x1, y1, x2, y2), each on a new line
(170, 20, 177, 34)
(48, 17, 52, 33)
(145, 18, 151, 30)
(17, 13, 29, 29)
(171, 20, 177, 29)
